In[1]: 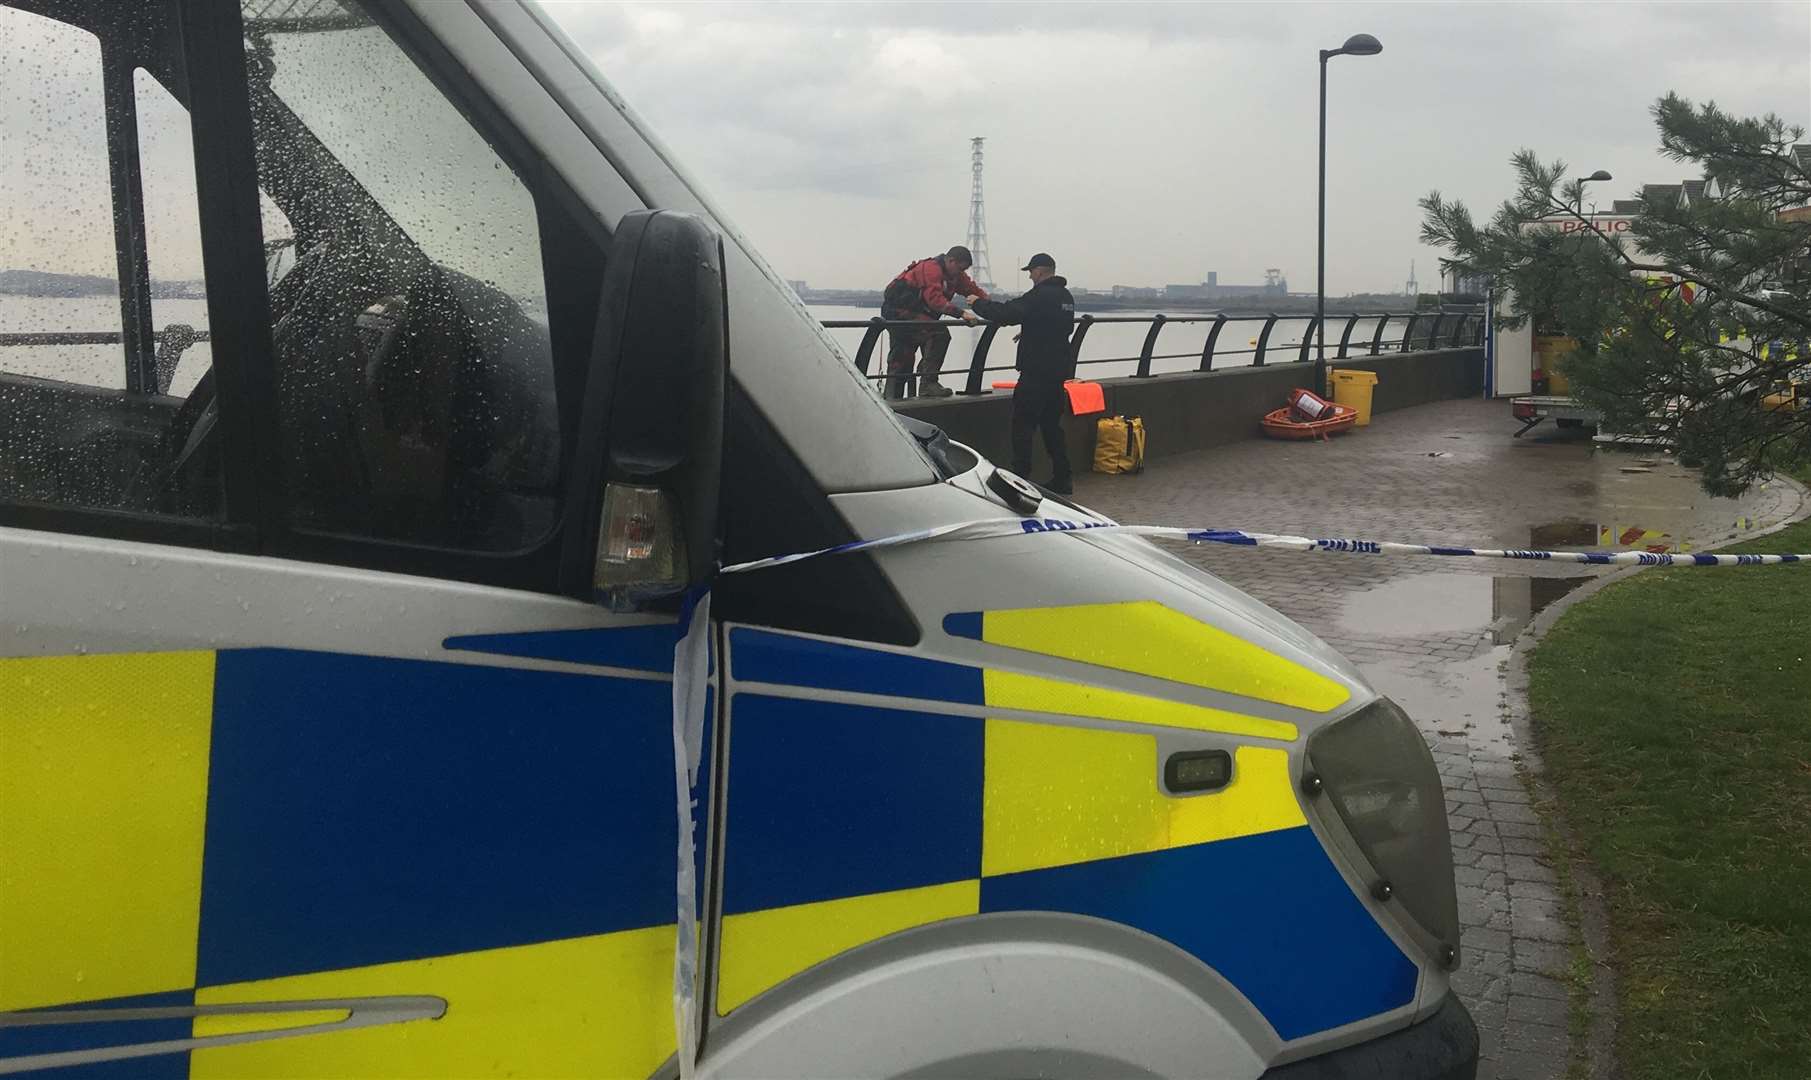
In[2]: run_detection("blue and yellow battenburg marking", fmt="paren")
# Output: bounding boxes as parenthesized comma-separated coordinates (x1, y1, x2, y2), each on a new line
(1, 652, 216, 1016)
(6, 601, 1411, 1075)
(719, 605, 1415, 1041)
(732, 599, 1340, 740)
(1, 632, 690, 1079)
(945, 599, 1350, 715)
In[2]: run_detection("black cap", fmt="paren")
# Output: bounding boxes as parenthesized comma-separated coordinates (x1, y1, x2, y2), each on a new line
(947, 245, 974, 265)
(1021, 253, 1056, 271)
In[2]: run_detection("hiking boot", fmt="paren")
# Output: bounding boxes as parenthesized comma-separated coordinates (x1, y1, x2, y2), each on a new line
(918, 382, 953, 398)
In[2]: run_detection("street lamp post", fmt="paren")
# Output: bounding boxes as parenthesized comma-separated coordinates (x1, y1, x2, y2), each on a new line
(1574, 169, 1612, 215)
(1316, 32, 1382, 398)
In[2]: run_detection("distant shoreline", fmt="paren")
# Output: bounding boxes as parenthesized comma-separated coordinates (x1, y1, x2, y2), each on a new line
(0, 269, 205, 300)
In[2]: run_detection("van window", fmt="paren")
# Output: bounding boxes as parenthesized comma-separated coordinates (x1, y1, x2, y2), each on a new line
(0, 10, 116, 387)
(240, 0, 562, 552)
(133, 68, 211, 399)
(0, 1, 222, 520)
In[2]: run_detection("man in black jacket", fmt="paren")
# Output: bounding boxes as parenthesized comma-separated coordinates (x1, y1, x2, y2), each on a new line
(973, 253, 1077, 493)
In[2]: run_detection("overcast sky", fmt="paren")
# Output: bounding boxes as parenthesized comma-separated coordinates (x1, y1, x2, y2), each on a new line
(544, 0, 1810, 296)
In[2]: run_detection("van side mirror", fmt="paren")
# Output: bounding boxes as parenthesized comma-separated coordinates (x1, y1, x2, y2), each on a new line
(563, 210, 727, 607)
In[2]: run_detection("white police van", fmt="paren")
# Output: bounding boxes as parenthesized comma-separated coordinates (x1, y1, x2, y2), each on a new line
(0, 2, 1476, 1077)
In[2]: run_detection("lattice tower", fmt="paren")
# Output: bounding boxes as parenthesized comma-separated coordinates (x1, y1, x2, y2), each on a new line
(966, 137, 995, 291)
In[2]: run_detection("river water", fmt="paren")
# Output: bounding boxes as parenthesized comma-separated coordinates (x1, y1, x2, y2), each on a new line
(1, 294, 1392, 397)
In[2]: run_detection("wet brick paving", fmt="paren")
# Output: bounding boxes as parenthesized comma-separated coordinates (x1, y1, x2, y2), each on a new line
(1069, 397, 1805, 1080)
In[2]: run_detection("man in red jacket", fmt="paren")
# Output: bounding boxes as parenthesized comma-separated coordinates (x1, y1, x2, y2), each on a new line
(880, 245, 988, 398)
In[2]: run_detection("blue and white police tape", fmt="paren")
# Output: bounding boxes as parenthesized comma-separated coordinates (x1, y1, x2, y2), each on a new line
(720, 516, 1810, 575)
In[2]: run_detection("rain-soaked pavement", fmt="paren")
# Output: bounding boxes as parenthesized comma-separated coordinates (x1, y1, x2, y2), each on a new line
(1070, 397, 1807, 1080)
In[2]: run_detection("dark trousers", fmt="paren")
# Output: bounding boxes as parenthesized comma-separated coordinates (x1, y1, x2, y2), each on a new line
(884, 322, 951, 398)
(1011, 377, 1070, 482)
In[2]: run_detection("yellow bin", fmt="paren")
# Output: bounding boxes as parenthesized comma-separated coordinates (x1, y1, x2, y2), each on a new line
(1533, 336, 1576, 395)
(1331, 369, 1379, 426)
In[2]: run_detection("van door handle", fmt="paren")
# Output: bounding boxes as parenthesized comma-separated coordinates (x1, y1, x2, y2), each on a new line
(0, 995, 446, 1075)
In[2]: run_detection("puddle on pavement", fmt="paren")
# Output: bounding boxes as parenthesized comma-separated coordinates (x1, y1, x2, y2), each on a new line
(1339, 572, 1593, 644)
(1504, 443, 1778, 552)
(1337, 431, 1789, 751)
(1346, 573, 1593, 750)
(1364, 650, 1515, 751)
(1528, 521, 1597, 547)
(1590, 452, 1773, 548)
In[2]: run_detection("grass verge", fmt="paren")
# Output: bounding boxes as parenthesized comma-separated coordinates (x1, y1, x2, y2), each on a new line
(1527, 474, 1811, 1079)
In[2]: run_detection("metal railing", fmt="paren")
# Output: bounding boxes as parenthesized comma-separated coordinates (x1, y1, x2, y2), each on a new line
(0, 328, 212, 395)
(823, 309, 1485, 399)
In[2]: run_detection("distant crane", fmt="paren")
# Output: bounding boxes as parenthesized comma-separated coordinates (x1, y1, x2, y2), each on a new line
(1404, 260, 1419, 298)
(966, 137, 996, 292)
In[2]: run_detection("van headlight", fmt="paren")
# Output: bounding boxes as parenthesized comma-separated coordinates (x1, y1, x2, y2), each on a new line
(1306, 698, 1461, 965)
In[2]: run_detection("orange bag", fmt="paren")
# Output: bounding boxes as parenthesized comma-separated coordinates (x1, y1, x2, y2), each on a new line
(1064, 380, 1106, 416)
